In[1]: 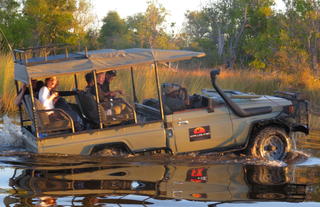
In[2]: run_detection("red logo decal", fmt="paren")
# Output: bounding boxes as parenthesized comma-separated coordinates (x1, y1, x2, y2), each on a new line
(193, 127, 206, 134)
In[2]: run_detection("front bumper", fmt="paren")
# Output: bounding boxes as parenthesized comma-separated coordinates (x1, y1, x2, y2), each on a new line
(275, 91, 309, 135)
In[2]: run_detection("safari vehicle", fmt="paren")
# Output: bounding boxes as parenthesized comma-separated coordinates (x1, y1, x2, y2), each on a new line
(13, 45, 309, 160)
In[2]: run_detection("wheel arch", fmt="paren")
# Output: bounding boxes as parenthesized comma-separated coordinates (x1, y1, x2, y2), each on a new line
(89, 142, 132, 155)
(245, 119, 293, 160)
(246, 119, 291, 148)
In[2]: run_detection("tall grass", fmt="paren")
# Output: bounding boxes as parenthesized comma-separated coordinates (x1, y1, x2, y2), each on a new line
(0, 54, 16, 113)
(1, 55, 320, 128)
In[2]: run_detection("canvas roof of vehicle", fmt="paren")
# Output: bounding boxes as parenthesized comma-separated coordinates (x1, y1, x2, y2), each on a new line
(14, 48, 205, 83)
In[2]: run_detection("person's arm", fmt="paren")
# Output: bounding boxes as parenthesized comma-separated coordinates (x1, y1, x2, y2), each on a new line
(105, 90, 124, 97)
(14, 84, 27, 106)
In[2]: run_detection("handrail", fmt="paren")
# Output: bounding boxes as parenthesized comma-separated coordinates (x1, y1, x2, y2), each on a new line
(36, 108, 75, 133)
(13, 44, 87, 66)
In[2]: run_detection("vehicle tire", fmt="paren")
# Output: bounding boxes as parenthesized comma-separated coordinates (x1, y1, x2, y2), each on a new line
(249, 127, 291, 161)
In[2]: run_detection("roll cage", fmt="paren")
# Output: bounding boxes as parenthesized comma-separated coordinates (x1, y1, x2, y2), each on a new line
(13, 45, 205, 138)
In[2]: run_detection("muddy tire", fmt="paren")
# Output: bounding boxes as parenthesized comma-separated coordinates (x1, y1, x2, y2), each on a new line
(249, 127, 291, 161)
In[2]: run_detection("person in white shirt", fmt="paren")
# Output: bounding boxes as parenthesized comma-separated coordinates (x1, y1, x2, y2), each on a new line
(39, 76, 84, 131)
(38, 77, 59, 111)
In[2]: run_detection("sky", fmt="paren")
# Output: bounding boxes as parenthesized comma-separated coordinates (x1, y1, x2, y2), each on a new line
(91, 0, 206, 32)
(91, 0, 285, 32)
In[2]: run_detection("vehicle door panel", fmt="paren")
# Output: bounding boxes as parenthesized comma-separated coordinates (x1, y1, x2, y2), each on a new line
(170, 106, 233, 153)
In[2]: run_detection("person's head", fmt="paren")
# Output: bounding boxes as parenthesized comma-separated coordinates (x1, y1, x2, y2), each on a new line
(96, 72, 105, 85)
(45, 76, 58, 90)
(105, 70, 117, 82)
(35, 80, 44, 93)
(85, 72, 94, 86)
(30, 79, 38, 90)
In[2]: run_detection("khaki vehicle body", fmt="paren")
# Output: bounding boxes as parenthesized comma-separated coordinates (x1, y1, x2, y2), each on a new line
(23, 121, 166, 154)
(14, 46, 309, 159)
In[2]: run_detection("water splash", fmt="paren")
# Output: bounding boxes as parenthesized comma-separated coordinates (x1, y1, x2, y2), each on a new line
(0, 115, 24, 148)
(296, 157, 320, 166)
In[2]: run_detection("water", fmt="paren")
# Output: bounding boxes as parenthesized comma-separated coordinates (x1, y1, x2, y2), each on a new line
(0, 116, 320, 206)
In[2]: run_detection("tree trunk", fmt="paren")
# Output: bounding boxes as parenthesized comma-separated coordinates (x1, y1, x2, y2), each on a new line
(228, 7, 248, 69)
(217, 26, 224, 57)
(311, 36, 319, 76)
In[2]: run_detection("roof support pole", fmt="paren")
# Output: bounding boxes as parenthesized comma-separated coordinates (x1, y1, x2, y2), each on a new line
(130, 67, 138, 103)
(28, 79, 39, 138)
(130, 67, 138, 124)
(74, 74, 78, 90)
(15, 80, 24, 128)
(153, 62, 165, 122)
(93, 70, 103, 129)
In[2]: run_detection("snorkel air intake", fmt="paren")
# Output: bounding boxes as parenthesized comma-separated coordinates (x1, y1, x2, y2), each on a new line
(210, 69, 272, 117)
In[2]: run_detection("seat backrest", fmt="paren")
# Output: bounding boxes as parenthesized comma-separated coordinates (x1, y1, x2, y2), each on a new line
(22, 94, 36, 133)
(34, 99, 50, 126)
(161, 83, 188, 113)
(22, 95, 34, 121)
(76, 90, 99, 124)
(22, 95, 51, 132)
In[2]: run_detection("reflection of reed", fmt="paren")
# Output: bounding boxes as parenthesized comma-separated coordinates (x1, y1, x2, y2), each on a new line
(297, 130, 320, 150)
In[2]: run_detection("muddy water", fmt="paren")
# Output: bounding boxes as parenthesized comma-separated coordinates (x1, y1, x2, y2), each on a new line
(0, 115, 320, 206)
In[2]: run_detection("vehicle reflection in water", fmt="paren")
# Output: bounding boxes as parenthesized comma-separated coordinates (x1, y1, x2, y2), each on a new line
(5, 157, 316, 207)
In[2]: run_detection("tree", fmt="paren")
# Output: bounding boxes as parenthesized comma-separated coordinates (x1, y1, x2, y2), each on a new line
(283, 0, 320, 75)
(184, 0, 277, 68)
(127, 1, 176, 49)
(184, 10, 210, 43)
(0, 0, 31, 49)
(99, 11, 132, 49)
(23, 0, 93, 46)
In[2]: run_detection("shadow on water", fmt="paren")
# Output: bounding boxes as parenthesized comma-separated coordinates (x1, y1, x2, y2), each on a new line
(0, 116, 320, 206)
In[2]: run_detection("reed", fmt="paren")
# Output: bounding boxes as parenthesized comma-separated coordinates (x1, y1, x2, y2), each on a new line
(1, 56, 320, 129)
(0, 54, 16, 113)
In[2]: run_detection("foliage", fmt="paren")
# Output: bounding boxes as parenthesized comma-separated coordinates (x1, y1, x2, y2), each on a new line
(99, 11, 132, 49)
(126, 2, 177, 49)
(0, 0, 31, 48)
(19, 0, 93, 46)
(1, 0, 94, 49)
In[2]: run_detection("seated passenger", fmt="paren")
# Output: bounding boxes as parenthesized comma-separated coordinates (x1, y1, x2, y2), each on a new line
(84, 72, 94, 93)
(86, 72, 108, 102)
(162, 83, 190, 113)
(38, 77, 59, 112)
(39, 77, 84, 131)
(102, 70, 123, 97)
(86, 71, 123, 101)
(84, 72, 133, 125)
(15, 79, 43, 106)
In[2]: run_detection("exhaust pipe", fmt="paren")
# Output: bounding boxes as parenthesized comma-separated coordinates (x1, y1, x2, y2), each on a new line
(210, 69, 272, 117)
